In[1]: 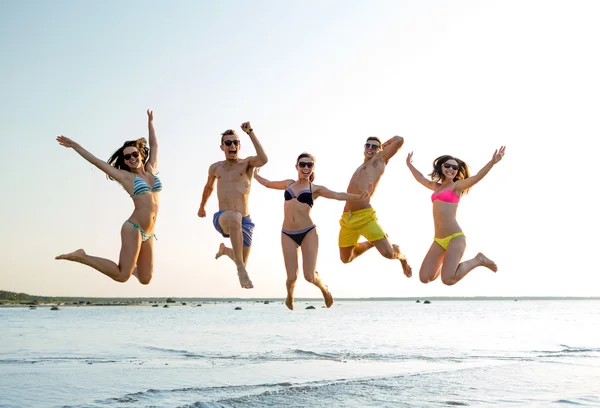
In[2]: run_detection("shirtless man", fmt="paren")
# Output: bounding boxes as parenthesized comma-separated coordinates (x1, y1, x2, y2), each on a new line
(338, 136, 412, 277)
(198, 122, 268, 289)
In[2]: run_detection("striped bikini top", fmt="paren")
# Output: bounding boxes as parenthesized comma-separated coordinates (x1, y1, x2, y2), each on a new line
(131, 171, 162, 197)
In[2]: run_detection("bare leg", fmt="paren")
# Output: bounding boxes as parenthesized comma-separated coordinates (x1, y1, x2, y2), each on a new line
(339, 241, 375, 263)
(55, 222, 141, 283)
(135, 237, 154, 285)
(440, 236, 496, 285)
(300, 229, 333, 308)
(418, 242, 445, 283)
(372, 238, 412, 278)
(281, 233, 299, 310)
(218, 212, 253, 289)
(242, 246, 251, 266)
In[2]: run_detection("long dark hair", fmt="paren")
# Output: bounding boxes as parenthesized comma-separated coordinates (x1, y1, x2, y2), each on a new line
(106, 138, 149, 180)
(429, 155, 471, 195)
(296, 152, 316, 182)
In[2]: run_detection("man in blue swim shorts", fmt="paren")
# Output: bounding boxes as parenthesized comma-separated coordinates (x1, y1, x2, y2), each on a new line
(198, 122, 268, 289)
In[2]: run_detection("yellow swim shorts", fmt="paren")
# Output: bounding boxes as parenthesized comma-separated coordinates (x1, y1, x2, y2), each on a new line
(338, 208, 387, 248)
(433, 232, 465, 250)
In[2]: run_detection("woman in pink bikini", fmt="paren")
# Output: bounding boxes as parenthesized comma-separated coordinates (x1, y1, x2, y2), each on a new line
(406, 147, 506, 285)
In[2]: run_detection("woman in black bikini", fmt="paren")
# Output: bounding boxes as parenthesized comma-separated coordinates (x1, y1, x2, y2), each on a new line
(254, 152, 370, 310)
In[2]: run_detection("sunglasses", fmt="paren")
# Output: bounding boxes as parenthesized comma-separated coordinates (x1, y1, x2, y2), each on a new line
(297, 162, 314, 168)
(364, 143, 381, 150)
(443, 163, 459, 171)
(124, 151, 139, 161)
(223, 140, 240, 147)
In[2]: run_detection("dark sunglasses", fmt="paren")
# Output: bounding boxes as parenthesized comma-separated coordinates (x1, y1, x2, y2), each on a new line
(297, 162, 314, 168)
(364, 143, 381, 150)
(223, 140, 240, 147)
(443, 163, 459, 170)
(124, 151, 139, 161)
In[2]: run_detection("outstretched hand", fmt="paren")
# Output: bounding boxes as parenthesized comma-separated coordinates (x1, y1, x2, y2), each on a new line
(147, 109, 154, 121)
(241, 122, 253, 134)
(56, 135, 79, 149)
(406, 151, 414, 165)
(492, 146, 506, 164)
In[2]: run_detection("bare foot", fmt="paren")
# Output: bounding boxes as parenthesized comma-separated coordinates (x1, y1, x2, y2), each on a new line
(215, 243, 226, 260)
(476, 252, 497, 272)
(55, 249, 86, 262)
(285, 295, 294, 310)
(236, 265, 254, 289)
(323, 287, 334, 308)
(392, 244, 412, 277)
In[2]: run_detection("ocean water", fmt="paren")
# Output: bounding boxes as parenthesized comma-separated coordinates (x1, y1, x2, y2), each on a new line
(1, 300, 599, 408)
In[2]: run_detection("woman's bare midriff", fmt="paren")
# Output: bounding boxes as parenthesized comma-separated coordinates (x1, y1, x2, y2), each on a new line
(282, 201, 314, 231)
(432, 201, 462, 237)
(129, 193, 160, 232)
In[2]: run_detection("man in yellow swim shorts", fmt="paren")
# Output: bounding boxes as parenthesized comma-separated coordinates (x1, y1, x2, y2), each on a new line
(338, 136, 412, 278)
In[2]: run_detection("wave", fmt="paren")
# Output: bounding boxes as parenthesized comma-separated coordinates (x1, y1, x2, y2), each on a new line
(4, 343, 598, 368)
(5, 344, 598, 367)
(552, 396, 600, 406)
(534, 345, 600, 358)
(0, 357, 119, 365)
(84, 374, 481, 408)
(62, 368, 600, 408)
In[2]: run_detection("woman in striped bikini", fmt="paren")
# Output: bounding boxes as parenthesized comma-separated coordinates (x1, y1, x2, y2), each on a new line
(254, 153, 371, 310)
(405, 147, 506, 286)
(55, 109, 161, 284)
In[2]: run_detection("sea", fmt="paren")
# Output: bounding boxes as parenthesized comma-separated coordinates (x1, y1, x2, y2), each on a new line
(1, 299, 599, 408)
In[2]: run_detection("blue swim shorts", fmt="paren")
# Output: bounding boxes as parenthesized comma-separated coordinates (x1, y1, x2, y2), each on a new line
(212, 211, 255, 247)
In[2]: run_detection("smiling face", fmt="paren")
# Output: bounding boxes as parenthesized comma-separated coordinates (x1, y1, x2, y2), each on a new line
(363, 139, 382, 159)
(123, 146, 141, 170)
(296, 158, 315, 180)
(221, 133, 240, 160)
(441, 159, 459, 180)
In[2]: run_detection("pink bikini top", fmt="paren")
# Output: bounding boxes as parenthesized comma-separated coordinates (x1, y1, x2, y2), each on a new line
(431, 189, 460, 204)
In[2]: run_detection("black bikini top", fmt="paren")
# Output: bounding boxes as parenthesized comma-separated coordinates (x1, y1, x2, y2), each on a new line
(284, 183, 313, 208)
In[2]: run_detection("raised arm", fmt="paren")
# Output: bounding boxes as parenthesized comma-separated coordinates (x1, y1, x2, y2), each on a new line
(406, 152, 437, 190)
(253, 168, 293, 190)
(313, 184, 372, 201)
(56, 135, 129, 184)
(454, 146, 506, 192)
(379, 135, 405, 163)
(198, 163, 218, 217)
(145, 109, 158, 171)
(241, 122, 268, 168)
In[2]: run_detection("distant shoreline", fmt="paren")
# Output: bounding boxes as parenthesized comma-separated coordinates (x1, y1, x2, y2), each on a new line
(2, 296, 600, 308)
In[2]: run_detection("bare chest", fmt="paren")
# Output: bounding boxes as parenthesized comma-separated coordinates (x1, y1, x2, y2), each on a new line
(216, 163, 251, 190)
(351, 161, 385, 185)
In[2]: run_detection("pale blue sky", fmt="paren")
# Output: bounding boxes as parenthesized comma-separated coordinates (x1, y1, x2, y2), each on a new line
(1, 0, 598, 298)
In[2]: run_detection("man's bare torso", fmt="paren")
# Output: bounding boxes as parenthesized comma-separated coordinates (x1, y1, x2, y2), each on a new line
(214, 158, 253, 216)
(344, 156, 387, 212)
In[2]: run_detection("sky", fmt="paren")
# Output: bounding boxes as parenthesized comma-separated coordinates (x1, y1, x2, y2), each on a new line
(1, 0, 598, 299)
